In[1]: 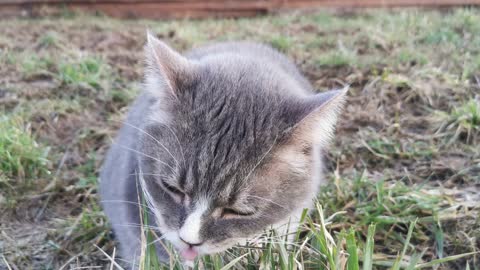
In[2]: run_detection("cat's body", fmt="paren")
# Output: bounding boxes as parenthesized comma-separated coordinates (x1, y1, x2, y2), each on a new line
(100, 35, 346, 265)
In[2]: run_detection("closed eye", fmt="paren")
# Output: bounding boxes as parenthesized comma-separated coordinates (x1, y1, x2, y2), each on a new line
(221, 208, 255, 218)
(160, 181, 184, 199)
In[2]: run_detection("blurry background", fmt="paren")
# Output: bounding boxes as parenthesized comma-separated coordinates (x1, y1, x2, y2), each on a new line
(0, 1, 479, 269)
(2, 0, 480, 18)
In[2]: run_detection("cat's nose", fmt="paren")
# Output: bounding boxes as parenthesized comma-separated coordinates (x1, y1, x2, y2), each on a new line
(179, 236, 203, 247)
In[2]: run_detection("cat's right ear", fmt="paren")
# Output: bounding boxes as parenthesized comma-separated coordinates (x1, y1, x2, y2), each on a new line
(287, 86, 348, 147)
(144, 31, 193, 98)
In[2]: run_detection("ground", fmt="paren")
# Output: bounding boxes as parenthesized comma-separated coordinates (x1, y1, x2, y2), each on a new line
(0, 8, 479, 270)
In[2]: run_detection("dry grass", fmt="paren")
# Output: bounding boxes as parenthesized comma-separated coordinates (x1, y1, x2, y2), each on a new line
(0, 8, 479, 270)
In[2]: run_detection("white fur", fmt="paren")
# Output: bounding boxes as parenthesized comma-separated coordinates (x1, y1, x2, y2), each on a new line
(137, 168, 170, 232)
(178, 198, 209, 245)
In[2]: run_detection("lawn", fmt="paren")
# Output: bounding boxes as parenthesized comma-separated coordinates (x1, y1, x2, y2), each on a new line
(0, 8, 479, 270)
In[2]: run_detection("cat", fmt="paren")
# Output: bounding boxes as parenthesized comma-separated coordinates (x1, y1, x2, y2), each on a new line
(100, 31, 347, 266)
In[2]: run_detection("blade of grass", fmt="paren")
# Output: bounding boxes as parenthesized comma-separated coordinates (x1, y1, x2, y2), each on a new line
(141, 189, 161, 270)
(406, 249, 427, 270)
(219, 254, 248, 270)
(392, 219, 417, 270)
(363, 224, 376, 270)
(1, 255, 12, 270)
(295, 208, 309, 242)
(95, 245, 125, 270)
(316, 204, 337, 270)
(346, 229, 360, 270)
(415, 252, 479, 269)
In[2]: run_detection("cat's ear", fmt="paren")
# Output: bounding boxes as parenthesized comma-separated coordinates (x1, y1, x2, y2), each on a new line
(144, 31, 192, 98)
(289, 86, 348, 147)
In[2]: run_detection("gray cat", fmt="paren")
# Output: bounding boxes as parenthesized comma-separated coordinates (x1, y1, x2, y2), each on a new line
(100, 32, 347, 266)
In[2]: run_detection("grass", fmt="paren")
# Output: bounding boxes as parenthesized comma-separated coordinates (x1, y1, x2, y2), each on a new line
(58, 57, 109, 90)
(315, 50, 356, 68)
(138, 194, 475, 270)
(18, 53, 110, 92)
(21, 55, 55, 79)
(269, 35, 293, 52)
(37, 31, 60, 48)
(395, 49, 428, 66)
(138, 171, 477, 269)
(0, 115, 50, 183)
(434, 98, 480, 144)
(0, 7, 479, 270)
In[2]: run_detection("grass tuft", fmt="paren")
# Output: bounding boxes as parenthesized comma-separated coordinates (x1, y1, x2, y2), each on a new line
(21, 55, 55, 78)
(58, 57, 109, 90)
(37, 31, 60, 48)
(269, 35, 293, 52)
(133, 180, 476, 270)
(315, 49, 355, 68)
(0, 115, 50, 182)
(434, 98, 480, 143)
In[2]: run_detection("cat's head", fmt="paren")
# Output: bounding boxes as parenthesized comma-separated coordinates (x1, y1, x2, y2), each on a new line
(137, 33, 347, 261)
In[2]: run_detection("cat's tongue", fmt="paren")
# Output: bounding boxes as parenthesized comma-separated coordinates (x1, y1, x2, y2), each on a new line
(181, 247, 198, 261)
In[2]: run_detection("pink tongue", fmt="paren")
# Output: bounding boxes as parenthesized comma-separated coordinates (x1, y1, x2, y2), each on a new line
(181, 248, 198, 261)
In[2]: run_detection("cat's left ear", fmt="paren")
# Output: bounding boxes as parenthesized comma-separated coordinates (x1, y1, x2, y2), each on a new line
(289, 86, 349, 147)
(144, 31, 193, 98)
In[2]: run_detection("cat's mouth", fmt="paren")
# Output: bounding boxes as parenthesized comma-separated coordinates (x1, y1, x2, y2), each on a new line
(174, 238, 239, 262)
(180, 246, 199, 261)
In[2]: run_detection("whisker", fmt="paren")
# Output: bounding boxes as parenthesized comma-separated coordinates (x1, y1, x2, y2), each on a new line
(246, 195, 289, 210)
(128, 172, 165, 177)
(153, 121, 187, 167)
(254, 239, 302, 248)
(100, 200, 156, 215)
(238, 136, 278, 191)
(137, 168, 165, 231)
(112, 223, 162, 231)
(113, 120, 180, 168)
(146, 233, 169, 246)
(114, 142, 176, 174)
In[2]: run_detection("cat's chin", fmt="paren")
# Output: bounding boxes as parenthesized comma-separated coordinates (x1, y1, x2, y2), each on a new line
(177, 243, 231, 263)
(179, 240, 239, 258)
(164, 231, 246, 261)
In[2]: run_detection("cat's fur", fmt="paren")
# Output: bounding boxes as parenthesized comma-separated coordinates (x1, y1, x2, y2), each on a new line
(100, 33, 347, 265)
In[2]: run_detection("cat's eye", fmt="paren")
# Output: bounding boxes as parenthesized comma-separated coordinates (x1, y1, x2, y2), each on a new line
(221, 208, 254, 219)
(160, 181, 184, 199)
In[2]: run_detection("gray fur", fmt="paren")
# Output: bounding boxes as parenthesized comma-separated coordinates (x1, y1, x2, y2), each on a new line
(100, 37, 346, 265)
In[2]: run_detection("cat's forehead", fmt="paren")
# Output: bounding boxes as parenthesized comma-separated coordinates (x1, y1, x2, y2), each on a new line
(173, 99, 286, 201)
(179, 108, 281, 202)
(152, 58, 298, 201)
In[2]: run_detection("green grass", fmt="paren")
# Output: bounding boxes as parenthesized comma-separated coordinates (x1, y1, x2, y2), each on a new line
(37, 31, 60, 48)
(139, 199, 475, 270)
(58, 57, 108, 90)
(0, 115, 50, 182)
(315, 50, 355, 68)
(269, 35, 293, 52)
(395, 49, 428, 66)
(19, 54, 110, 92)
(434, 98, 480, 144)
(21, 55, 55, 78)
(135, 171, 477, 270)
